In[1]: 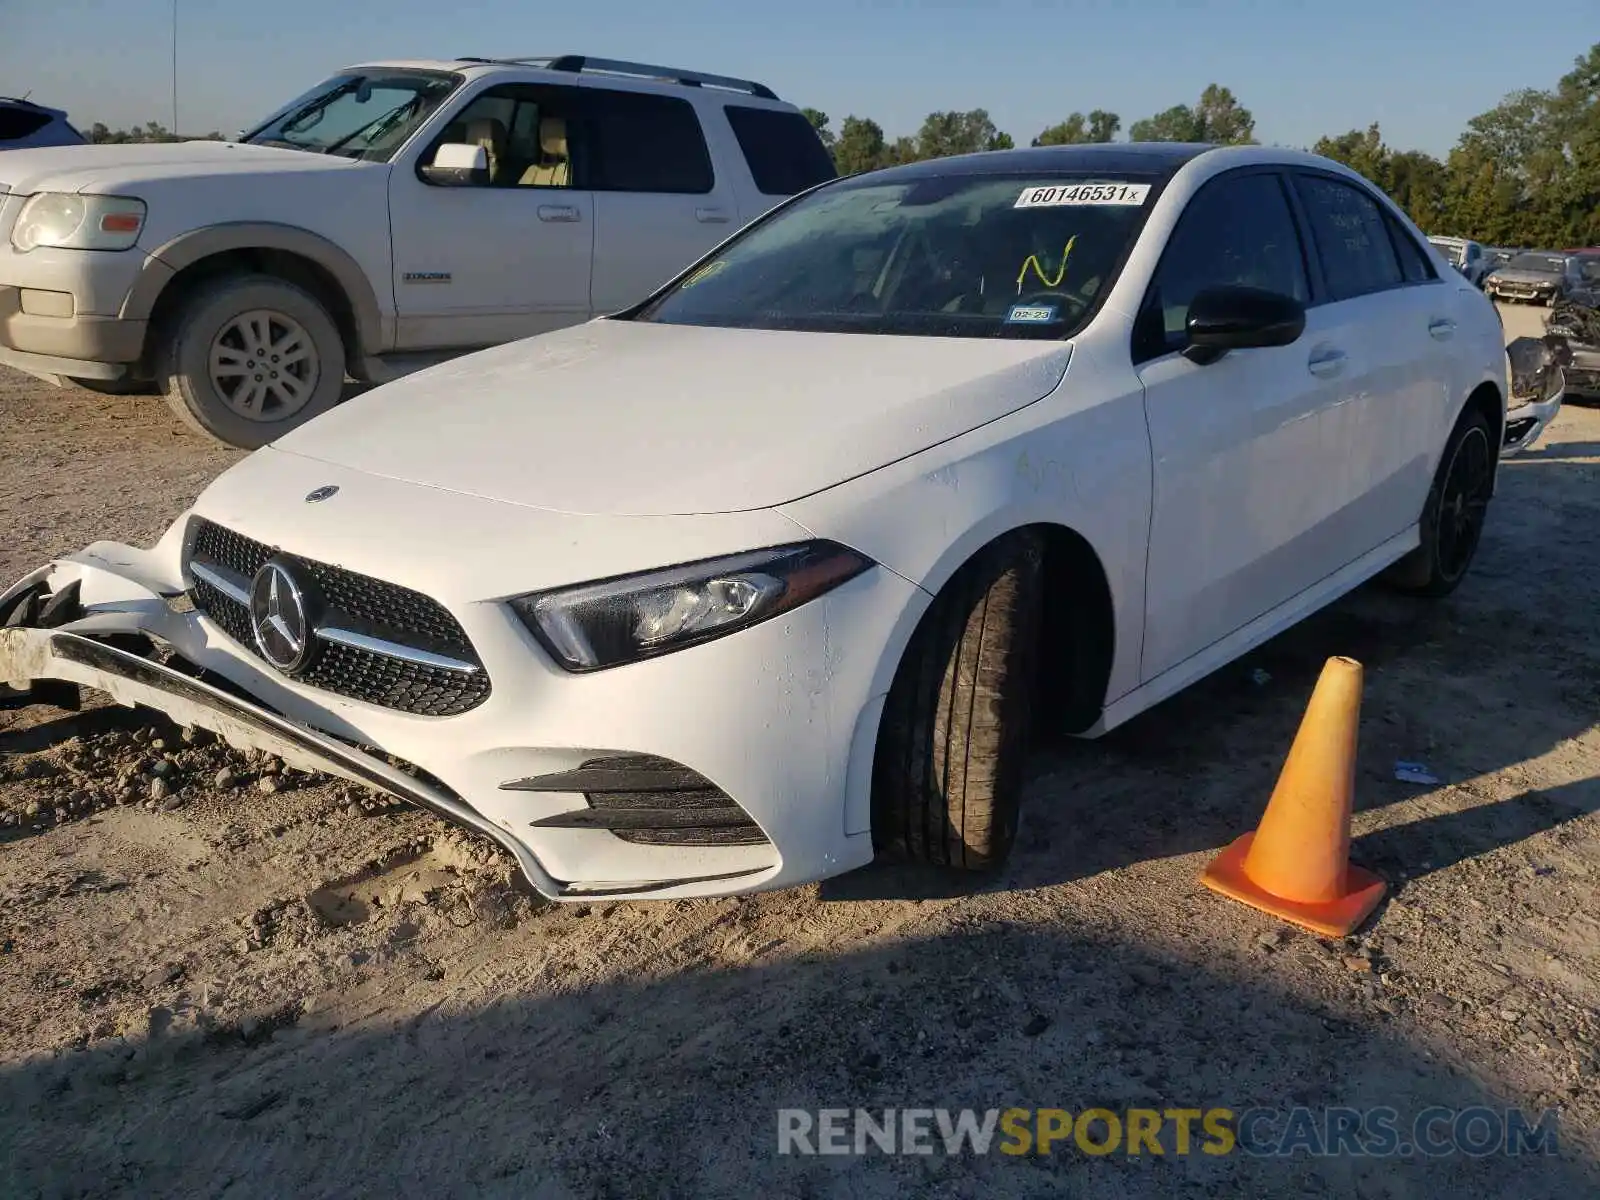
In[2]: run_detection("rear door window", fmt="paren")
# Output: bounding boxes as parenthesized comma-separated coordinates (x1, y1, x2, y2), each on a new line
(723, 105, 838, 196)
(0, 107, 53, 141)
(1293, 174, 1404, 301)
(1387, 217, 1436, 284)
(583, 88, 714, 194)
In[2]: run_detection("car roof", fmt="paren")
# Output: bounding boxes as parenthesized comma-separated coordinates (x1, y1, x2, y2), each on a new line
(854, 142, 1387, 187)
(861, 142, 1217, 183)
(339, 55, 786, 102)
(0, 96, 69, 120)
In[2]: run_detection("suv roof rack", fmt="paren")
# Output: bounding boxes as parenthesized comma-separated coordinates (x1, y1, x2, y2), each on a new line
(455, 55, 779, 100)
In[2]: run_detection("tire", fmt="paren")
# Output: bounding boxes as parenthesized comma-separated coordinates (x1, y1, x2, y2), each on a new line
(68, 377, 160, 396)
(871, 530, 1044, 871)
(160, 274, 346, 449)
(1385, 409, 1495, 597)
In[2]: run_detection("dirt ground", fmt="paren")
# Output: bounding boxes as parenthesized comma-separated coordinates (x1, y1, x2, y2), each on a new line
(1, 304, 1598, 1198)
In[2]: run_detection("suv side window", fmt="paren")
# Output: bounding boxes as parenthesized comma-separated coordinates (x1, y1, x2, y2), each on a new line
(1292, 174, 1404, 301)
(0, 107, 53, 140)
(583, 88, 714, 194)
(1134, 171, 1310, 362)
(429, 84, 582, 188)
(723, 105, 838, 196)
(1386, 215, 1436, 284)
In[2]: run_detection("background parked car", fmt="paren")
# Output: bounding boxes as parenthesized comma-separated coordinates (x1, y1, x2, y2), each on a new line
(0, 97, 85, 150)
(0, 55, 837, 449)
(1484, 250, 1579, 304)
(1428, 235, 1490, 286)
(1549, 255, 1600, 401)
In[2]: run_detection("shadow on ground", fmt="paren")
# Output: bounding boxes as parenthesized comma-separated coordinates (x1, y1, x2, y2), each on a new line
(0, 922, 1591, 1199)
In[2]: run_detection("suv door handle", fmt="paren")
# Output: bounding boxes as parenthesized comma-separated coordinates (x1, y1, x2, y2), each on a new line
(695, 207, 731, 223)
(1428, 317, 1457, 340)
(537, 204, 581, 223)
(1307, 346, 1347, 378)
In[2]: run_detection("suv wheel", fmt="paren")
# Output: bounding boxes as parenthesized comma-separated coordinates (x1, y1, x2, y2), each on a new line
(161, 274, 345, 449)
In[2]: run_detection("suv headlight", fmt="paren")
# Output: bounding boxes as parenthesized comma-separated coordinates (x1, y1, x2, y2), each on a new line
(508, 541, 874, 672)
(11, 192, 147, 253)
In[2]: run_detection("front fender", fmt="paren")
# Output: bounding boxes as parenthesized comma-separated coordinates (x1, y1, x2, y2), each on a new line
(780, 347, 1152, 709)
(121, 222, 387, 354)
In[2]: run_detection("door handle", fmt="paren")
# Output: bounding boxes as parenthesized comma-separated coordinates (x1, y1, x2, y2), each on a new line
(695, 207, 731, 223)
(537, 204, 581, 223)
(1428, 317, 1457, 340)
(1307, 346, 1347, 378)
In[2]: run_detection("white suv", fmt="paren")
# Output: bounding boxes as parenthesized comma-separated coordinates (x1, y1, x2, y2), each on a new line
(0, 55, 836, 446)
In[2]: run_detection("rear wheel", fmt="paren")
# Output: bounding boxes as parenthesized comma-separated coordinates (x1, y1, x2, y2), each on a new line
(871, 530, 1044, 871)
(161, 274, 346, 449)
(1386, 409, 1495, 597)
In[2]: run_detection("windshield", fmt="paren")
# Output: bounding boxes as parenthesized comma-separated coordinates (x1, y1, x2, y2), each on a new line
(243, 70, 461, 162)
(633, 172, 1159, 339)
(1429, 240, 1463, 265)
(1507, 253, 1565, 273)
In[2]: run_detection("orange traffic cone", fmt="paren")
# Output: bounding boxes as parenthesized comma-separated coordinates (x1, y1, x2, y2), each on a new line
(1200, 655, 1387, 936)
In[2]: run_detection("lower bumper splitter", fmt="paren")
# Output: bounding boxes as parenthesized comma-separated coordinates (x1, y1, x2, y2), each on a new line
(0, 627, 764, 899)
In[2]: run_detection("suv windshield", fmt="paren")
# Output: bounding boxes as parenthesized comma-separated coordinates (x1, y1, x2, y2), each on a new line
(1429, 240, 1463, 265)
(243, 70, 461, 162)
(633, 172, 1159, 339)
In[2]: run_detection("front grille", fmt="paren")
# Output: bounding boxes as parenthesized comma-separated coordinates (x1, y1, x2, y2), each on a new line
(187, 519, 491, 717)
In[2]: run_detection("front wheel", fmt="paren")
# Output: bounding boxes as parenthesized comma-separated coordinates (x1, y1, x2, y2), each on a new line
(871, 530, 1044, 871)
(1385, 410, 1495, 597)
(161, 274, 346, 449)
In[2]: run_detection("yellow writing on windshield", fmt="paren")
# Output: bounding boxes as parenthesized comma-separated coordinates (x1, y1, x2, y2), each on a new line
(682, 260, 729, 289)
(1016, 235, 1078, 291)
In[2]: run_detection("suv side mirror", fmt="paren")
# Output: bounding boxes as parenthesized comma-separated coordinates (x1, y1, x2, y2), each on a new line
(1183, 285, 1306, 365)
(422, 142, 489, 187)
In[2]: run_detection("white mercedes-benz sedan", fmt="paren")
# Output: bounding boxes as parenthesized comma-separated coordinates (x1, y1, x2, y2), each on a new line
(0, 143, 1508, 901)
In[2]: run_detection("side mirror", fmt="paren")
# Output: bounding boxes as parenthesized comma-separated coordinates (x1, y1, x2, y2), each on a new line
(422, 142, 489, 187)
(1183, 285, 1306, 365)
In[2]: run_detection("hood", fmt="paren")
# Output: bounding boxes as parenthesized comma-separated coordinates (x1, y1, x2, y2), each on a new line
(1491, 267, 1561, 284)
(271, 319, 1074, 517)
(0, 141, 361, 196)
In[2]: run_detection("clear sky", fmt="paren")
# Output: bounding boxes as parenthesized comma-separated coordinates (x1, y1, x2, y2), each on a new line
(3, 0, 1594, 155)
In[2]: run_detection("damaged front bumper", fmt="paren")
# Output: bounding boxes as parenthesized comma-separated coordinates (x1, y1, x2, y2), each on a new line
(1502, 335, 1566, 456)
(1502, 391, 1563, 456)
(0, 622, 568, 895)
(0, 525, 901, 901)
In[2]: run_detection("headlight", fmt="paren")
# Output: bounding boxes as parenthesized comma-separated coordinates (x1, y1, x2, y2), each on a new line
(509, 541, 874, 672)
(11, 192, 146, 253)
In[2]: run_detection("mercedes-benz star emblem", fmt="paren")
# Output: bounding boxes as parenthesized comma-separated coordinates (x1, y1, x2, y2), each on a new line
(249, 559, 316, 674)
(304, 485, 339, 503)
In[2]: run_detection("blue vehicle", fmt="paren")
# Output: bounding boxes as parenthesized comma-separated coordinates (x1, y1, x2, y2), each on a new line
(0, 97, 86, 150)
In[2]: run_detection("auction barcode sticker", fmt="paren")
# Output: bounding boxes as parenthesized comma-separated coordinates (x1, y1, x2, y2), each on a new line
(1015, 182, 1151, 208)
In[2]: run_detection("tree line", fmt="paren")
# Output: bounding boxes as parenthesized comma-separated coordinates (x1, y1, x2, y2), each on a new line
(86, 121, 222, 143)
(803, 42, 1600, 250)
